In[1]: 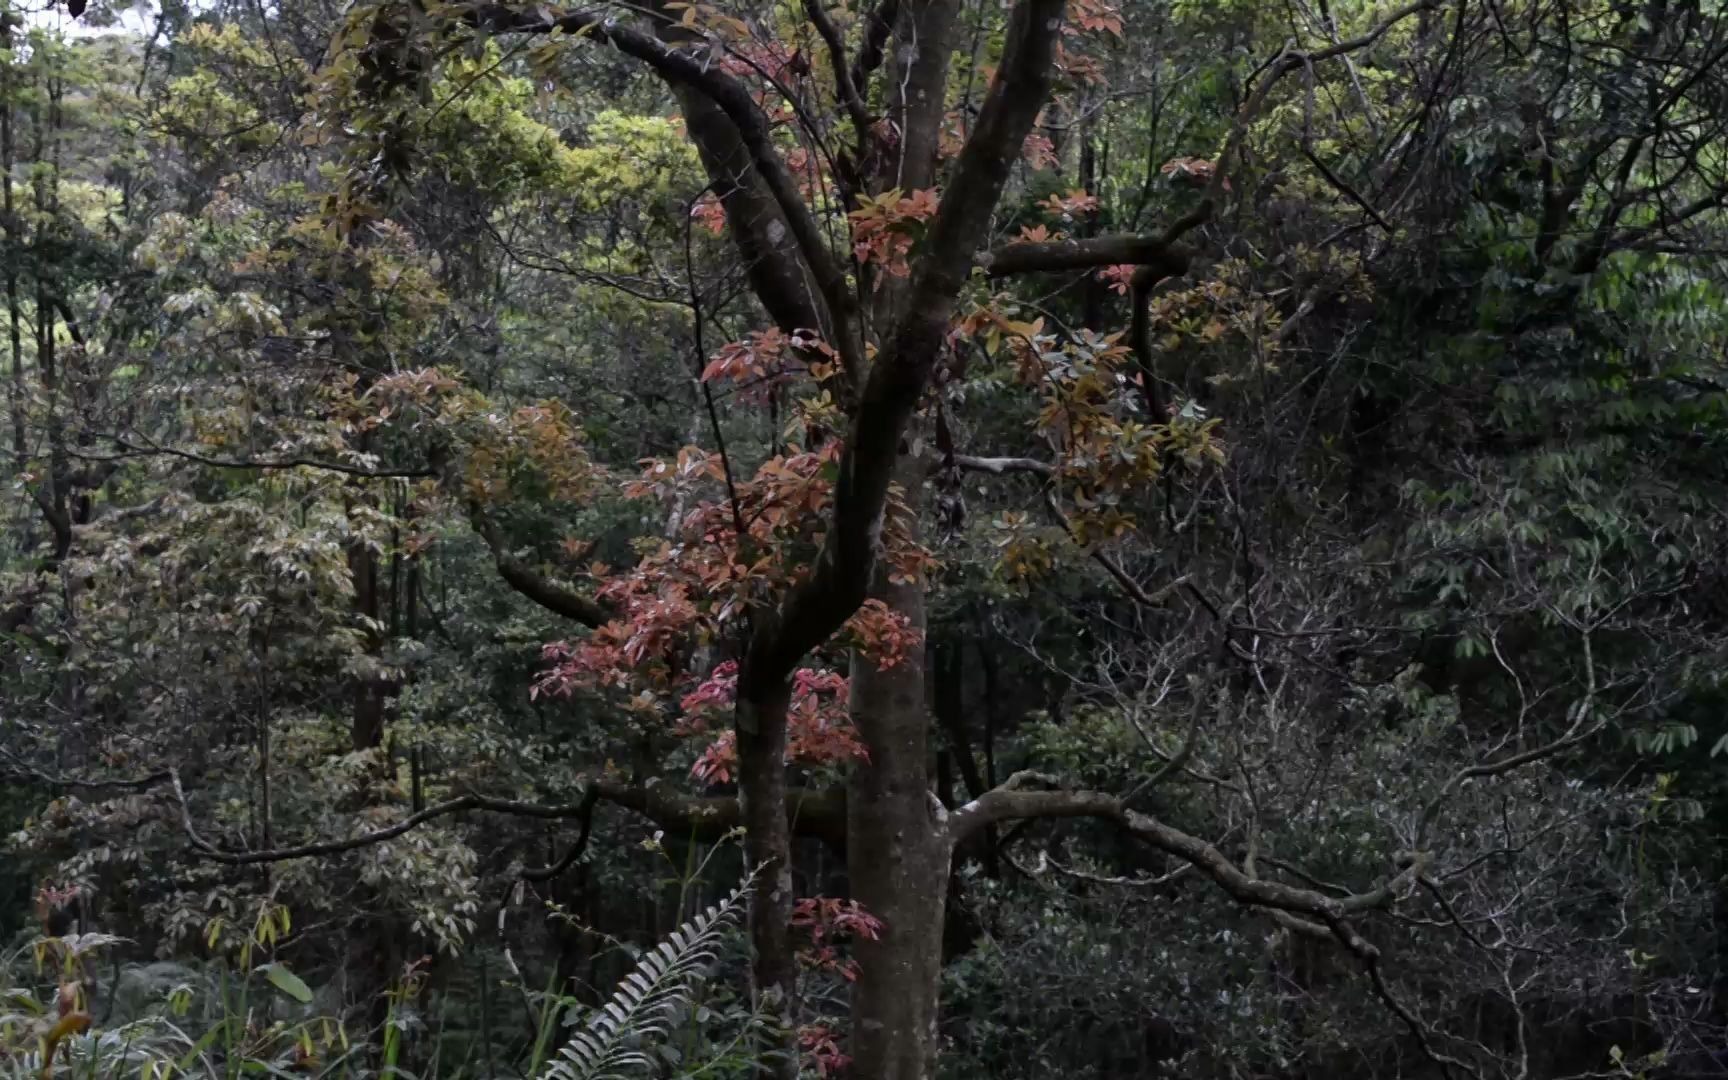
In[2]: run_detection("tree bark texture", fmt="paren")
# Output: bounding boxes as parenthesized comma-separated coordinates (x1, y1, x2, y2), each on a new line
(847, 454, 948, 1080)
(735, 679, 798, 1079)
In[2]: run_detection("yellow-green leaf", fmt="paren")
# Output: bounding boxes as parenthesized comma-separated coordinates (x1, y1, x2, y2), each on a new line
(262, 962, 314, 1004)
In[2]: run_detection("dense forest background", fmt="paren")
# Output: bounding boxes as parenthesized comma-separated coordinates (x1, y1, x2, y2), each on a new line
(4, 0, 1728, 1077)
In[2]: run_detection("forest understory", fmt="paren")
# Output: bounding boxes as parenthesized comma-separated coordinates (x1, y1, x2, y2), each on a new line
(5, 0, 1728, 1078)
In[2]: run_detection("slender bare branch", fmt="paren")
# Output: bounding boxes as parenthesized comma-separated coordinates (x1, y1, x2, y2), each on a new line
(74, 437, 436, 479)
(165, 768, 846, 865)
(0, 746, 172, 792)
(1414, 712, 1606, 850)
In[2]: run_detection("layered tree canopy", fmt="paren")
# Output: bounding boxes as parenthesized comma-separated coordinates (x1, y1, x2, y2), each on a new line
(5, 1, 1728, 1078)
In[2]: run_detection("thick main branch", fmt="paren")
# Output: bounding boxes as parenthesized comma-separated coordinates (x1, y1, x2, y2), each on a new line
(471, 509, 610, 628)
(981, 233, 1194, 279)
(947, 771, 1418, 921)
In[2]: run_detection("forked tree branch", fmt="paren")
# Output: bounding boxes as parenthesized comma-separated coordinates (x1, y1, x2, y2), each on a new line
(948, 770, 1473, 1077)
(740, 0, 1070, 704)
(1208, 0, 1445, 208)
(948, 770, 1419, 918)
(1414, 709, 1607, 849)
(464, 3, 856, 366)
(5, 744, 849, 870)
(1025, 0, 1443, 417)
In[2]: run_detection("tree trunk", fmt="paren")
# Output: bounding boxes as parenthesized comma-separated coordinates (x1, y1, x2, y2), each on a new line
(847, 454, 948, 1080)
(348, 536, 386, 751)
(843, 5, 963, 1069)
(735, 677, 798, 1080)
(4, 43, 24, 469)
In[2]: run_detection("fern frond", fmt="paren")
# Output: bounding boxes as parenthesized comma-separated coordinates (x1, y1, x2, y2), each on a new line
(539, 875, 753, 1080)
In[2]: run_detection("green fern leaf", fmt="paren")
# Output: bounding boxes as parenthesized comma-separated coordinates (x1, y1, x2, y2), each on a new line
(538, 875, 753, 1080)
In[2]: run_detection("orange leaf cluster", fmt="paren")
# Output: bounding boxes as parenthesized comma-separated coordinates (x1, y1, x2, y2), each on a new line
(1021, 131, 1057, 171)
(1066, 0, 1125, 35)
(690, 191, 726, 236)
(1040, 187, 1100, 220)
(849, 188, 941, 278)
(699, 328, 839, 395)
(1161, 155, 1229, 191)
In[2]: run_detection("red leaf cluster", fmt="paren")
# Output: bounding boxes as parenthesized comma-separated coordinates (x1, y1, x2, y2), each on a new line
(1040, 187, 1101, 220)
(1097, 263, 1137, 294)
(699, 328, 838, 395)
(799, 1024, 850, 1077)
(1066, 0, 1125, 35)
(793, 896, 885, 981)
(849, 188, 941, 277)
(679, 663, 866, 784)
